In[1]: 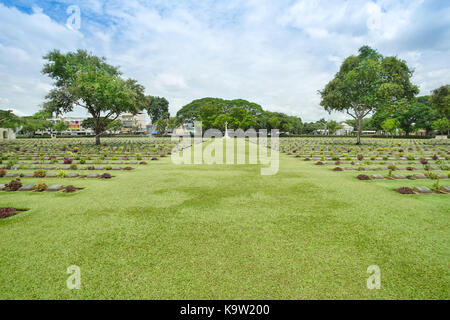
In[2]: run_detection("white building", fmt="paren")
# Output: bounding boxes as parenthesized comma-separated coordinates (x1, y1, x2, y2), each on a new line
(47, 115, 94, 135)
(336, 123, 354, 135)
(119, 112, 147, 134)
(47, 112, 148, 135)
(0, 128, 16, 140)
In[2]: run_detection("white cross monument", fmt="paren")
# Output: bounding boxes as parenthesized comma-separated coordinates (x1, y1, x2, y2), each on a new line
(224, 121, 231, 139)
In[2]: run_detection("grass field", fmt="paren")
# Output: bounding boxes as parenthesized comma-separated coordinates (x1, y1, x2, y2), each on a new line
(0, 142, 449, 299)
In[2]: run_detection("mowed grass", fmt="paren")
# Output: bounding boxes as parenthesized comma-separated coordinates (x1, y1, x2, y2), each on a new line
(0, 143, 449, 299)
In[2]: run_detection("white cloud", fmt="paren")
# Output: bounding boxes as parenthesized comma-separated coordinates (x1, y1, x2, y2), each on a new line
(0, 0, 449, 122)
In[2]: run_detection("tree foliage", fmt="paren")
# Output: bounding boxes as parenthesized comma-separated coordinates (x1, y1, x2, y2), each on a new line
(319, 45, 418, 144)
(371, 98, 439, 134)
(42, 49, 147, 144)
(326, 120, 342, 134)
(176, 97, 301, 133)
(106, 119, 124, 133)
(0, 110, 21, 129)
(430, 84, 449, 119)
(381, 118, 400, 135)
(432, 118, 450, 134)
(146, 96, 169, 123)
(53, 120, 69, 133)
(155, 118, 167, 134)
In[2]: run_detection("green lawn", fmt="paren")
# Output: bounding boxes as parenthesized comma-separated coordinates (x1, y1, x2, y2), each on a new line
(0, 145, 449, 299)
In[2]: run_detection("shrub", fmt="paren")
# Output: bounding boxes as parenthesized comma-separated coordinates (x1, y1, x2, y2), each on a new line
(123, 167, 133, 170)
(64, 185, 76, 193)
(87, 166, 95, 170)
(139, 161, 147, 165)
(357, 154, 364, 161)
(70, 164, 78, 170)
(432, 155, 438, 160)
(80, 159, 86, 164)
(151, 157, 159, 161)
(6, 179, 22, 191)
(335, 160, 341, 165)
(135, 153, 142, 160)
(406, 154, 415, 161)
(35, 182, 48, 192)
(5, 160, 16, 169)
(304, 158, 310, 161)
(333, 167, 343, 171)
(428, 172, 439, 180)
(396, 187, 414, 194)
(33, 169, 47, 178)
(100, 173, 112, 179)
(387, 164, 396, 171)
(0, 168, 6, 177)
(315, 161, 324, 165)
(419, 158, 428, 165)
(432, 179, 441, 191)
(105, 166, 112, 170)
(56, 170, 67, 178)
(406, 167, 415, 171)
(63, 158, 73, 164)
(357, 174, 370, 180)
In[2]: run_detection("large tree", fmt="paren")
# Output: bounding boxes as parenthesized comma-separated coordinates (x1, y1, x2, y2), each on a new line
(42, 50, 147, 144)
(146, 96, 169, 123)
(395, 100, 438, 135)
(381, 118, 400, 135)
(432, 118, 450, 135)
(319, 46, 418, 144)
(20, 116, 52, 136)
(0, 110, 21, 129)
(430, 84, 449, 120)
(372, 99, 438, 135)
(53, 120, 69, 134)
(326, 120, 342, 135)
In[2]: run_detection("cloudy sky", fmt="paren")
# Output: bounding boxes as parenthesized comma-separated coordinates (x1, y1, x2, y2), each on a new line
(0, 0, 449, 122)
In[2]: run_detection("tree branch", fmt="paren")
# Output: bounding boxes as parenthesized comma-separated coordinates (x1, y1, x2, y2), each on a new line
(346, 110, 357, 120)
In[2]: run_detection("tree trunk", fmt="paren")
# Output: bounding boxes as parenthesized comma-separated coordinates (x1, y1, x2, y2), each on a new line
(93, 116, 101, 145)
(356, 116, 362, 145)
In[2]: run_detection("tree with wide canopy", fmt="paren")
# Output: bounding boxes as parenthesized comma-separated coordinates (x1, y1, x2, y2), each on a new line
(42, 49, 147, 144)
(319, 46, 418, 144)
(0, 110, 21, 129)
